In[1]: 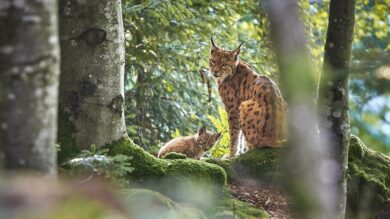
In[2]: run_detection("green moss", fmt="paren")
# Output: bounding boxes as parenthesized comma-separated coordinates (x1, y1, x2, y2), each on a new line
(204, 158, 235, 183)
(205, 148, 284, 184)
(106, 136, 226, 185)
(57, 109, 80, 164)
(161, 152, 187, 160)
(232, 148, 283, 183)
(107, 136, 167, 179)
(106, 136, 227, 212)
(168, 159, 227, 185)
(227, 199, 268, 219)
(346, 135, 390, 218)
(213, 194, 268, 219)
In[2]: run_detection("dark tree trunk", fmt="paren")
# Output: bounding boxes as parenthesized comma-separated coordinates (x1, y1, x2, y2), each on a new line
(265, 0, 338, 218)
(318, 0, 356, 218)
(58, 0, 126, 160)
(0, 0, 60, 174)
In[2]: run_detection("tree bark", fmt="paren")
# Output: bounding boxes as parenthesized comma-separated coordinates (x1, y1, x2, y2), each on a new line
(265, 1, 337, 218)
(0, 0, 60, 175)
(58, 0, 126, 155)
(318, 0, 356, 218)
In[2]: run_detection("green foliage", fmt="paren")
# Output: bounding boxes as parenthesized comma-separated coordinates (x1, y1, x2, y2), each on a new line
(65, 144, 134, 187)
(171, 128, 182, 139)
(303, 0, 390, 154)
(207, 105, 230, 158)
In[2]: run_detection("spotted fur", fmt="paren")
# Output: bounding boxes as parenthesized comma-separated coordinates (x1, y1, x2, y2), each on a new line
(157, 126, 221, 159)
(209, 38, 287, 157)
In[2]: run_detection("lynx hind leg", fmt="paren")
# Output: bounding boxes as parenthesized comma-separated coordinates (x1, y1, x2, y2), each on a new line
(239, 100, 269, 149)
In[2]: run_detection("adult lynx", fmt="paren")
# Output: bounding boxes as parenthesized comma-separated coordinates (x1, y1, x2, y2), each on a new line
(209, 38, 287, 157)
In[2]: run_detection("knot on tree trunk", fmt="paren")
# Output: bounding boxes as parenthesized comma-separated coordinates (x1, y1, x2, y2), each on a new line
(80, 28, 106, 47)
(110, 95, 124, 114)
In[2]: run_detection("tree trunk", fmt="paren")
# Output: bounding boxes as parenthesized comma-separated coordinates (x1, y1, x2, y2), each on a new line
(58, 0, 126, 159)
(265, 0, 337, 218)
(318, 0, 356, 218)
(0, 0, 60, 175)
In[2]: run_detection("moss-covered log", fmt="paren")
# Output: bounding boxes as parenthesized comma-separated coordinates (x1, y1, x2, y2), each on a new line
(205, 135, 390, 218)
(105, 136, 229, 211)
(107, 136, 227, 186)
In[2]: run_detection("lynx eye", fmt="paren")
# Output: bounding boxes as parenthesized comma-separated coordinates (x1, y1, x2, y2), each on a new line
(209, 59, 215, 65)
(222, 64, 230, 69)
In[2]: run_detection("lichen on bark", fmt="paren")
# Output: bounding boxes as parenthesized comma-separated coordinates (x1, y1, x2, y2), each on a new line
(0, 0, 60, 174)
(58, 0, 127, 150)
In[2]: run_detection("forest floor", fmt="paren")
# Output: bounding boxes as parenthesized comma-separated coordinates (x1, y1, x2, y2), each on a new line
(227, 178, 291, 219)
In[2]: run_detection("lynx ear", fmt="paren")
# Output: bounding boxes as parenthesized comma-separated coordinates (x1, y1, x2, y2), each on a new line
(211, 37, 219, 50)
(198, 125, 206, 135)
(215, 132, 222, 140)
(232, 42, 243, 58)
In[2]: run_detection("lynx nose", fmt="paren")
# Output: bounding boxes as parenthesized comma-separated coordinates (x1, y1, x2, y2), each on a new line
(212, 70, 221, 77)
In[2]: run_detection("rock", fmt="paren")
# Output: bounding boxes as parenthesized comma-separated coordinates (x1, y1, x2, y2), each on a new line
(205, 135, 390, 218)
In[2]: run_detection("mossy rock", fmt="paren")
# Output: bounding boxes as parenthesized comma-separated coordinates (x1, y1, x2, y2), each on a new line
(346, 135, 390, 219)
(161, 152, 188, 160)
(205, 148, 283, 184)
(106, 136, 226, 186)
(203, 158, 236, 183)
(232, 147, 284, 183)
(206, 135, 390, 218)
(106, 136, 227, 211)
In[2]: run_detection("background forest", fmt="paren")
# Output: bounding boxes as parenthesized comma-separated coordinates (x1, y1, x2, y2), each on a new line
(1, 0, 389, 218)
(123, 0, 389, 155)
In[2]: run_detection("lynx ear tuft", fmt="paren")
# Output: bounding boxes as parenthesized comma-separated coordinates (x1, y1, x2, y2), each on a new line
(211, 37, 219, 50)
(232, 42, 243, 58)
(198, 125, 206, 135)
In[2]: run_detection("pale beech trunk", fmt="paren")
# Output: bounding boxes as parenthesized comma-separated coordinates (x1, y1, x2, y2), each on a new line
(0, 0, 60, 175)
(265, 0, 337, 218)
(318, 0, 356, 218)
(58, 0, 126, 156)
